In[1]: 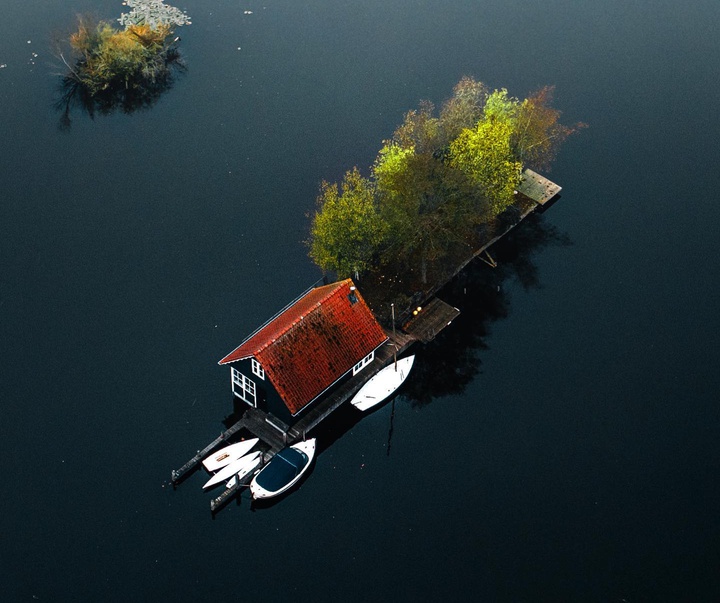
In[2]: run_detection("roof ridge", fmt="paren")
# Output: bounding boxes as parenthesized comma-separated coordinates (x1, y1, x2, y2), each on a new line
(255, 278, 350, 354)
(218, 279, 354, 366)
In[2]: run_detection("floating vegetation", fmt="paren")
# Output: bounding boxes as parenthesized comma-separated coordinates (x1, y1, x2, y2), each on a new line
(118, 0, 191, 29)
(56, 1, 190, 126)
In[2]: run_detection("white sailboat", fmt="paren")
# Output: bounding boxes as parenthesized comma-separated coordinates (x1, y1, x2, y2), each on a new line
(350, 355, 415, 411)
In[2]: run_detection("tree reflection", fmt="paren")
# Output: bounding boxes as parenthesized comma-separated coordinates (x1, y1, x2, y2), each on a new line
(401, 211, 572, 407)
(53, 4, 190, 130)
(55, 45, 185, 129)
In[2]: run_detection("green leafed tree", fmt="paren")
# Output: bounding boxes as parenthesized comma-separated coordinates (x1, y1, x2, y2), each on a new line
(449, 89, 523, 214)
(309, 167, 387, 279)
(373, 141, 446, 282)
(373, 132, 491, 283)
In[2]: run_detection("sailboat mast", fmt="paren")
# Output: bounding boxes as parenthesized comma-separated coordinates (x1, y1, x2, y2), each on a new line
(391, 303, 397, 371)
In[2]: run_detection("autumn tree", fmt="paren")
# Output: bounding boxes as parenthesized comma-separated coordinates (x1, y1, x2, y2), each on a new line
(373, 125, 490, 282)
(308, 77, 581, 283)
(438, 76, 489, 145)
(59, 2, 189, 99)
(309, 168, 387, 279)
(512, 86, 586, 172)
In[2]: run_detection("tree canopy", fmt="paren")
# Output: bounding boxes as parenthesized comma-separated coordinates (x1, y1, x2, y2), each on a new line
(60, 2, 189, 99)
(308, 168, 387, 279)
(308, 77, 582, 282)
(449, 89, 523, 214)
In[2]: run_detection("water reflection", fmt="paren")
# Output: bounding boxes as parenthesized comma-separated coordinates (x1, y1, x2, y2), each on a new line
(402, 210, 571, 407)
(55, 47, 185, 129)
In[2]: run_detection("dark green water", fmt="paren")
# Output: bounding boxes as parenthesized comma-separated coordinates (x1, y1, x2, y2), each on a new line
(2, 1, 719, 601)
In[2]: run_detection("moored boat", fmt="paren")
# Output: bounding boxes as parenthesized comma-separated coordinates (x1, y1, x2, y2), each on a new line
(202, 438, 259, 472)
(250, 439, 316, 500)
(225, 455, 262, 489)
(203, 450, 262, 490)
(350, 355, 415, 411)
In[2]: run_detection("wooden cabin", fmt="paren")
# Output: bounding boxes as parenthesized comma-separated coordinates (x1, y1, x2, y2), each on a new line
(219, 279, 389, 425)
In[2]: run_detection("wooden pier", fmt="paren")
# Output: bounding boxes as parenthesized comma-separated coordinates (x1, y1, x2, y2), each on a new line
(173, 326, 422, 509)
(171, 418, 249, 484)
(393, 171, 560, 326)
(516, 168, 562, 205)
(171, 407, 288, 484)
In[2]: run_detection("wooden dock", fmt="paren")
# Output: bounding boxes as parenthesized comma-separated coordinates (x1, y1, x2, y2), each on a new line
(396, 188, 553, 325)
(171, 418, 249, 484)
(210, 472, 249, 513)
(516, 168, 562, 205)
(173, 327, 419, 511)
(403, 298, 460, 343)
(174, 170, 562, 511)
(386, 169, 560, 326)
(171, 407, 288, 484)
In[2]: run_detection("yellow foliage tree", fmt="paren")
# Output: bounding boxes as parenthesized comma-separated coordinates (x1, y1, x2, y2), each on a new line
(309, 168, 387, 279)
(308, 78, 581, 282)
(67, 20, 174, 95)
(449, 89, 522, 214)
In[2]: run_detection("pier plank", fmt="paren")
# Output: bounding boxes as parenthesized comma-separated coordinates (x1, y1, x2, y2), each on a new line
(403, 298, 460, 343)
(517, 168, 562, 205)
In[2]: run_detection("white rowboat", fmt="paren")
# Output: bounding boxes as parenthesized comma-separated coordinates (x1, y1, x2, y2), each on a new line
(202, 438, 259, 472)
(350, 355, 415, 411)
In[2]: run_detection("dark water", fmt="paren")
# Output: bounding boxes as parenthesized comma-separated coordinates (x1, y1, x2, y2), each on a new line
(2, 1, 719, 601)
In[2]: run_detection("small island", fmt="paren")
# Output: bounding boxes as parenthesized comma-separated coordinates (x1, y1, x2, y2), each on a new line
(57, 0, 190, 123)
(171, 78, 584, 512)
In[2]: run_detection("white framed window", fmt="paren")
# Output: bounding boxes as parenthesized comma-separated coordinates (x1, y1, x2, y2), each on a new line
(251, 358, 265, 380)
(231, 368, 257, 406)
(353, 351, 374, 375)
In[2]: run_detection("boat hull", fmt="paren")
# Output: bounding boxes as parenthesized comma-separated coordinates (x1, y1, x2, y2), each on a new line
(202, 438, 259, 472)
(250, 439, 316, 500)
(350, 355, 415, 411)
(225, 456, 262, 489)
(203, 451, 262, 490)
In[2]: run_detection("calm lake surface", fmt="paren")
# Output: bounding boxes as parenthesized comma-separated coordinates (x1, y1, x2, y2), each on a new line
(2, 1, 719, 601)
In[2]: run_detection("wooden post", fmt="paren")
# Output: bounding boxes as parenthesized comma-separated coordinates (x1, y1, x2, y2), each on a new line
(479, 250, 497, 268)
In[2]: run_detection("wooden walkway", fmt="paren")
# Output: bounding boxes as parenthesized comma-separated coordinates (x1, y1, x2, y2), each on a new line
(390, 170, 561, 326)
(403, 298, 460, 343)
(171, 407, 288, 484)
(171, 419, 250, 484)
(175, 171, 563, 511)
(173, 327, 418, 511)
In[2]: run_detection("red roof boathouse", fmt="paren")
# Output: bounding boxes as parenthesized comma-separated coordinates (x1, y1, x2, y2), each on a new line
(219, 279, 388, 423)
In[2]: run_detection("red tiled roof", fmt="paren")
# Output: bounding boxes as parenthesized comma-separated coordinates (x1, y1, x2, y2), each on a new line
(219, 279, 388, 415)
